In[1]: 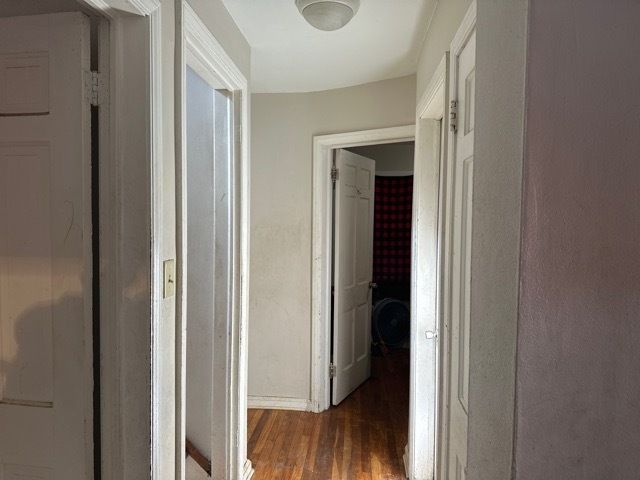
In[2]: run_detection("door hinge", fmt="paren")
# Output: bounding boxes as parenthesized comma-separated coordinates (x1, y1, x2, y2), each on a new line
(330, 165, 339, 184)
(329, 363, 337, 378)
(449, 99, 458, 133)
(84, 70, 106, 107)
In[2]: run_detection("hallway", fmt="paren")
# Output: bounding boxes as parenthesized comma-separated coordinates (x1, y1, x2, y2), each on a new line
(248, 350, 409, 479)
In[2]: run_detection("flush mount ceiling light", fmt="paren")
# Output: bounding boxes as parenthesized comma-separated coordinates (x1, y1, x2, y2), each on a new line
(295, 0, 360, 31)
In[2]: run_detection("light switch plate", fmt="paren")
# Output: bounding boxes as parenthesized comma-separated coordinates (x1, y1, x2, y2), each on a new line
(163, 259, 176, 298)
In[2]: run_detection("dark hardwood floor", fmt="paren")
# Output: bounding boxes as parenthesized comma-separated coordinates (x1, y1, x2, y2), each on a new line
(248, 349, 409, 479)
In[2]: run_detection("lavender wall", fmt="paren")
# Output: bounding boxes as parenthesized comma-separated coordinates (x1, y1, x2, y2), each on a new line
(515, 1, 640, 478)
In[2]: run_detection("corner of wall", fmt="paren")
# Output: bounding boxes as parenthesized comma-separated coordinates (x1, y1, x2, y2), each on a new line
(466, 1, 529, 479)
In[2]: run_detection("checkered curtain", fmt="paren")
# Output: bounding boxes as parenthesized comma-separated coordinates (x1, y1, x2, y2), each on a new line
(373, 175, 414, 283)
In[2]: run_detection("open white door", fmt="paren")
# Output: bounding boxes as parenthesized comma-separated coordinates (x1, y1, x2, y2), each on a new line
(0, 12, 93, 479)
(445, 15, 476, 480)
(332, 149, 375, 406)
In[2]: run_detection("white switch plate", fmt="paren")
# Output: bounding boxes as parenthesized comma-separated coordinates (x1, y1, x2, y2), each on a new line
(163, 259, 176, 298)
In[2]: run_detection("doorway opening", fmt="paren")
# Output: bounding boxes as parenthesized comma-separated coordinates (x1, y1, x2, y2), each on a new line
(328, 141, 415, 410)
(183, 65, 233, 479)
(177, 4, 251, 479)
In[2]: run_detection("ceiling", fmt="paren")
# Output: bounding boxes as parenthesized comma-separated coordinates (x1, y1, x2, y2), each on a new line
(221, 0, 437, 93)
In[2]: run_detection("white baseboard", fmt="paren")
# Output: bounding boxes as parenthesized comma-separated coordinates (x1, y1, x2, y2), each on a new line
(247, 395, 312, 411)
(242, 459, 254, 480)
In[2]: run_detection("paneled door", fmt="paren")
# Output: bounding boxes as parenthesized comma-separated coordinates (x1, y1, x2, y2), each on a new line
(0, 13, 93, 479)
(332, 149, 375, 406)
(445, 14, 476, 480)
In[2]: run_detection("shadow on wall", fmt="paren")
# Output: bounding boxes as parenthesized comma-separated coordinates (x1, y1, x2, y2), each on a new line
(0, 295, 82, 404)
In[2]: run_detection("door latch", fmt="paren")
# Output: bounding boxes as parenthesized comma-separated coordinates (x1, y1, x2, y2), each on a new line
(425, 330, 438, 340)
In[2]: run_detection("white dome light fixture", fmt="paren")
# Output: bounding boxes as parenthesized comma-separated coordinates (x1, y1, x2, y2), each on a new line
(295, 0, 360, 31)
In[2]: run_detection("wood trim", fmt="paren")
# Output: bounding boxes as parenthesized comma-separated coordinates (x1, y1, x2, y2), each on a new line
(177, 4, 251, 479)
(450, 1, 476, 57)
(407, 53, 449, 480)
(438, 5, 477, 480)
(417, 55, 447, 120)
(76, 1, 163, 478)
(149, 7, 165, 480)
(248, 396, 312, 412)
(81, 0, 159, 17)
(186, 439, 211, 476)
(242, 459, 255, 480)
(310, 125, 416, 414)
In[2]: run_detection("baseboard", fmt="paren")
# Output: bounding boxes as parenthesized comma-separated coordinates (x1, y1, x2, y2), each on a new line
(242, 459, 254, 480)
(247, 395, 312, 411)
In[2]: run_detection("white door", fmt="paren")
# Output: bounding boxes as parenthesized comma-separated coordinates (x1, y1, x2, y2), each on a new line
(332, 149, 375, 405)
(0, 13, 93, 479)
(446, 23, 476, 480)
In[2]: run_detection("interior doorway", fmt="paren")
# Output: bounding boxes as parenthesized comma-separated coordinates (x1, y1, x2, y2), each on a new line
(247, 130, 417, 478)
(183, 65, 233, 479)
(177, 4, 251, 479)
(329, 143, 415, 409)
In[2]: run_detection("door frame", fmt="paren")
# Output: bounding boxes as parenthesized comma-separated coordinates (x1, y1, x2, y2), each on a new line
(175, 3, 252, 479)
(310, 124, 415, 414)
(76, 1, 163, 478)
(439, 5, 476, 479)
(411, 55, 450, 480)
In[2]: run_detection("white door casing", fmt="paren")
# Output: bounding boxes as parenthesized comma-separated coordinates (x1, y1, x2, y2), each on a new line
(178, 4, 252, 479)
(0, 12, 92, 480)
(445, 12, 476, 480)
(331, 149, 375, 406)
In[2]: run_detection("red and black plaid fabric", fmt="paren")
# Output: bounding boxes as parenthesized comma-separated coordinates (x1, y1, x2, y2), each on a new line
(373, 175, 413, 283)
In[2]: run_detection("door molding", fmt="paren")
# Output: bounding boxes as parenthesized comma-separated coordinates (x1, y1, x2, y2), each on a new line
(176, 3, 251, 479)
(406, 55, 450, 480)
(74, 1, 163, 479)
(310, 125, 415, 413)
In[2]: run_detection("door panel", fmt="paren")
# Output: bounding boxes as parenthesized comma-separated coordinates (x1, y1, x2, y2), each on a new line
(332, 150, 375, 406)
(446, 27, 476, 479)
(0, 13, 92, 479)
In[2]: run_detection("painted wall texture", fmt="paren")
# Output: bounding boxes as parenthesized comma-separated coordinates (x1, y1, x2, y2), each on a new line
(415, 0, 472, 100)
(249, 75, 416, 401)
(515, 1, 640, 478)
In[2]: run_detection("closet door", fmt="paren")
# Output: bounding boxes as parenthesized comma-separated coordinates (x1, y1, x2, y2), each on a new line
(0, 12, 93, 479)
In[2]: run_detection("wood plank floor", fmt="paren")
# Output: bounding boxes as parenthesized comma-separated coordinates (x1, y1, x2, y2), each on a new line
(248, 350, 409, 480)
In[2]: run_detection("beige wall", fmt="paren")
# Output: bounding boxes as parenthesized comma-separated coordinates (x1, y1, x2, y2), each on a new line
(248, 75, 416, 401)
(416, 0, 472, 99)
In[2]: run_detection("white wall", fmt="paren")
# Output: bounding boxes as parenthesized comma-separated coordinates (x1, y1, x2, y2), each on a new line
(416, 0, 472, 99)
(347, 141, 414, 173)
(249, 75, 416, 402)
(185, 67, 215, 457)
(467, 2, 528, 480)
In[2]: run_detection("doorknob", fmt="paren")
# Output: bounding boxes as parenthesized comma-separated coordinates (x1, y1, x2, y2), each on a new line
(369, 282, 378, 289)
